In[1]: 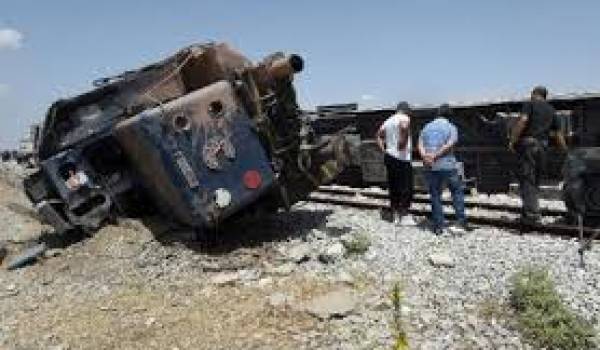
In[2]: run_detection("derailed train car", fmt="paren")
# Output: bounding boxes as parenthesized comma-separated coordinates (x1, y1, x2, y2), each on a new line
(310, 94, 600, 222)
(24, 42, 349, 234)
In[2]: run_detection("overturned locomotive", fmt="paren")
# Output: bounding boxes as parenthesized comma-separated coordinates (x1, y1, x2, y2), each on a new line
(24, 42, 349, 234)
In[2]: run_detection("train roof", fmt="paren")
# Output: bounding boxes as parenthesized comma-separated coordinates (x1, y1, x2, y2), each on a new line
(310, 91, 600, 116)
(435, 91, 600, 109)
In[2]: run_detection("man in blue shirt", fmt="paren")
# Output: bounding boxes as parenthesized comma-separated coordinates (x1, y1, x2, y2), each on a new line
(418, 104, 468, 235)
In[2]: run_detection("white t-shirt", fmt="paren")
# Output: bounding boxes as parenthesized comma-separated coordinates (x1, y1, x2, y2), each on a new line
(380, 112, 411, 161)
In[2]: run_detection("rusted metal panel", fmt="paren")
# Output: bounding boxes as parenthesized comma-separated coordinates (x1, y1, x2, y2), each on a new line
(114, 81, 275, 228)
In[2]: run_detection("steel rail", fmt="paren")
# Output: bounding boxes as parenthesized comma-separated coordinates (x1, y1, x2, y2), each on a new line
(307, 191, 599, 238)
(316, 186, 566, 216)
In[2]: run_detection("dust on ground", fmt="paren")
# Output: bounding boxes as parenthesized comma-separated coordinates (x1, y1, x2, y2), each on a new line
(0, 173, 363, 350)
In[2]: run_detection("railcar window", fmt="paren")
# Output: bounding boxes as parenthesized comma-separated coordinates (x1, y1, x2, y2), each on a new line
(556, 110, 573, 137)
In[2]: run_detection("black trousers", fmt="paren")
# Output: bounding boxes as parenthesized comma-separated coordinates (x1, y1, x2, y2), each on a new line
(516, 138, 547, 221)
(384, 154, 413, 213)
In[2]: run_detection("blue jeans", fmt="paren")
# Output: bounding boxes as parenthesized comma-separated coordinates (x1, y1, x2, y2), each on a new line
(424, 169, 466, 229)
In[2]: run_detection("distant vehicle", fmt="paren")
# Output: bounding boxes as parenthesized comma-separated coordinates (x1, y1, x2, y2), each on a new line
(1, 150, 10, 162)
(15, 123, 40, 166)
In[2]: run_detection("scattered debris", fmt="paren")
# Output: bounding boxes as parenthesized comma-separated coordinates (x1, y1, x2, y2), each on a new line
(0, 241, 7, 263)
(144, 317, 157, 327)
(282, 243, 311, 263)
(335, 270, 355, 285)
(257, 277, 273, 288)
(304, 289, 358, 320)
(318, 242, 346, 263)
(267, 292, 295, 308)
(428, 253, 456, 268)
(6, 242, 47, 270)
(267, 262, 296, 276)
(367, 295, 392, 312)
(237, 269, 261, 282)
(210, 272, 240, 286)
(47, 345, 68, 350)
(44, 248, 63, 258)
(99, 305, 117, 312)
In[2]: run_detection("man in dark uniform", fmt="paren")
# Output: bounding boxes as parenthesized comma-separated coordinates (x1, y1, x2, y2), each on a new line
(508, 86, 568, 225)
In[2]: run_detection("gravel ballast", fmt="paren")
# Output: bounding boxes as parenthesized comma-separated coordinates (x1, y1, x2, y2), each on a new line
(0, 163, 598, 349)
(284, 201, 600, 349)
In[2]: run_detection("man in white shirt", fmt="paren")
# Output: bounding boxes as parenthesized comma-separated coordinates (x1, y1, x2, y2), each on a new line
(376, 102, 415, 225)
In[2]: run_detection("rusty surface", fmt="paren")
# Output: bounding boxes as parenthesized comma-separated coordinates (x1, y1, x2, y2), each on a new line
(25, 42, 349, 236)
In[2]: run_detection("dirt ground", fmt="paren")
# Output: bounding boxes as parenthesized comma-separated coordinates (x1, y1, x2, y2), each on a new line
(0, 176, 374, 350)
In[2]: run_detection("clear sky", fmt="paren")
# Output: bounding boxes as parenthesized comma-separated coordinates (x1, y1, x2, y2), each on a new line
(0, 0, 598, 147)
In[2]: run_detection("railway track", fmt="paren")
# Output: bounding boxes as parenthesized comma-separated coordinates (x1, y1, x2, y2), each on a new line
(315, 186, 566, 216)
(308, 186, 600, 239)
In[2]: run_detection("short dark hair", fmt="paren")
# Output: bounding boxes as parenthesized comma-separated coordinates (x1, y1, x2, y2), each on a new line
(532, 86, 548, 99)
(396, 101, 410, 113)
(438, 103, 451, 117)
